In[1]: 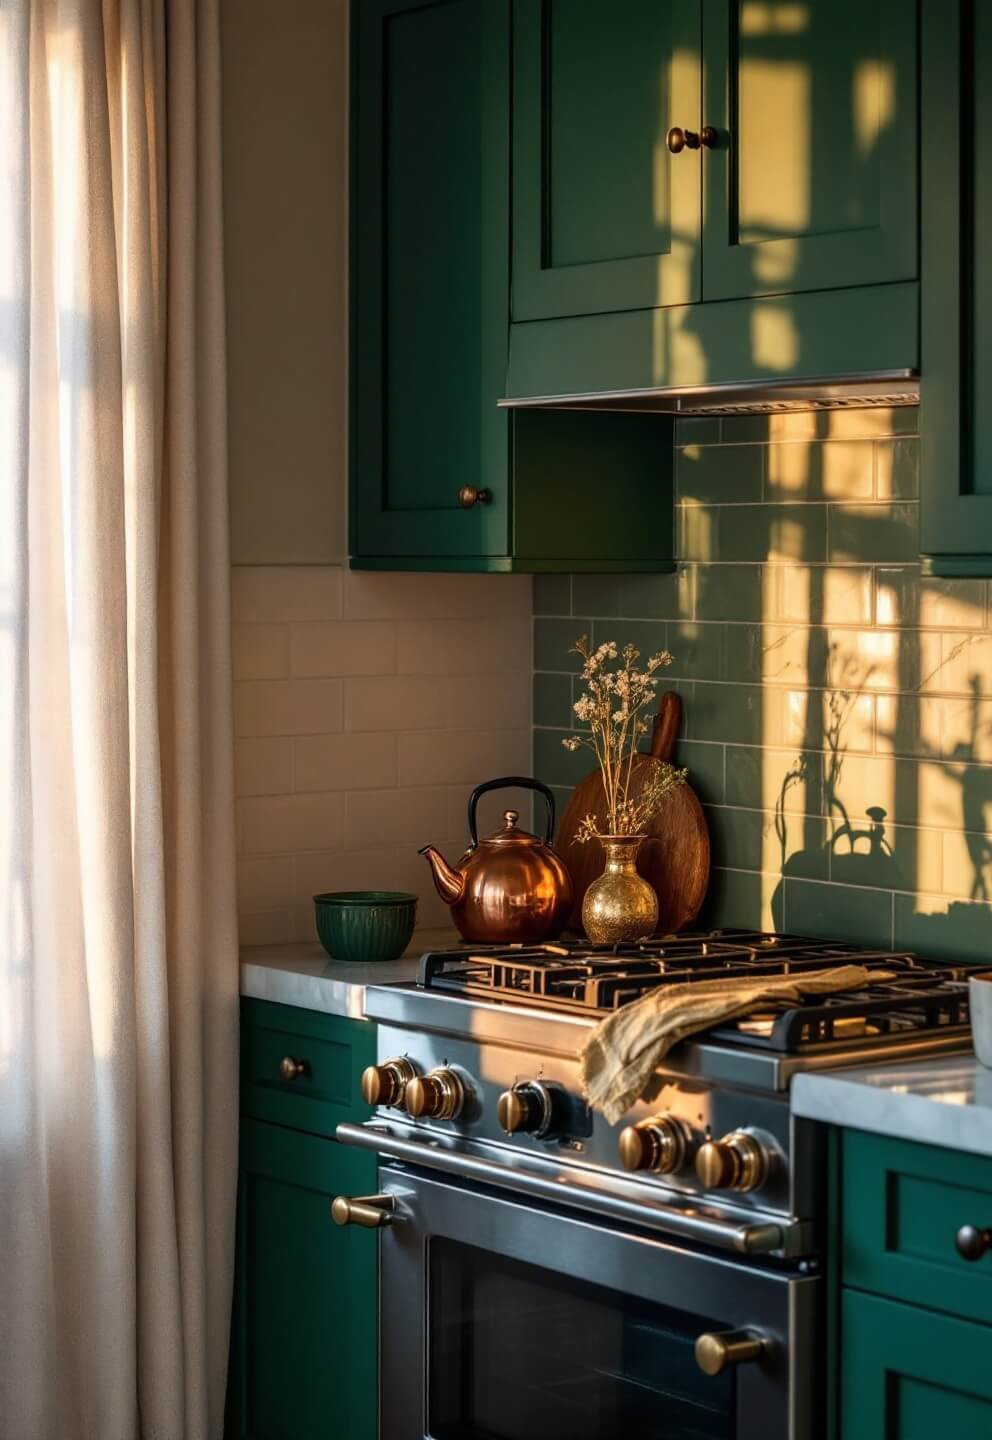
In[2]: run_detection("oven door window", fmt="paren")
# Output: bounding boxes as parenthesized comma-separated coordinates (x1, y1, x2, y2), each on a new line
(428, 1238, 734, 1440)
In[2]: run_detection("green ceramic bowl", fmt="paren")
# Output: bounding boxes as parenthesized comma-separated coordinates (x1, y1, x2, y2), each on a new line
(313, 890, 418, 963)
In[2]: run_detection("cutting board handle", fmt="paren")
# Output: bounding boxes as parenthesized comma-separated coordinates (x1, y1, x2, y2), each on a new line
(650, 691, 682, 762)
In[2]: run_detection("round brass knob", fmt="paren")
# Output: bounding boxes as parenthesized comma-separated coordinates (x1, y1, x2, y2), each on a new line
(666, 126, 700, 153)
(700, 125, 719, 149)
(279, 1055, 308, 1082)
(497, 1088, 534, 1134)
(458, 485, 492, 508)
(361, 1057, 416, 1108)
(404, 1067, 466, 1120)
(956, 1225, 992, 1261)
(696, 1132, 767, 1193)
(618, 1116, 686, 1174)
(330, 1193, 395, 1229)
(695, 1329, 768, 1377)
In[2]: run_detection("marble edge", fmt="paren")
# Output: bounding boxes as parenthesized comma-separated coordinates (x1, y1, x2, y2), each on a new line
(791, 1069, 992, 1159)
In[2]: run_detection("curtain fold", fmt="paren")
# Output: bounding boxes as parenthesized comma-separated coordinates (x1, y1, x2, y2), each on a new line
(0, 2, 239, 1436)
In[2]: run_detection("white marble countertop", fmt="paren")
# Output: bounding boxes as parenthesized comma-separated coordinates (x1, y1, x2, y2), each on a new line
(239, 928, 458, 1020)
(792, 1052, 992, 1158)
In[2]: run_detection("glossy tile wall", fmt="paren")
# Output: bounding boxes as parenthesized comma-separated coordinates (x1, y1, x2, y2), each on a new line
(234, 566, 531, 945)
(533, 409, 992, 960)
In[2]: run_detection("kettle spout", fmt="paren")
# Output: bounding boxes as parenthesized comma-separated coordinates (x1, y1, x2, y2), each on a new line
(418, 845, 465, 906)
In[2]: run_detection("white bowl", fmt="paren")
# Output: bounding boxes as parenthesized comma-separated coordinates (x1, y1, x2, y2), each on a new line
(969, 972, 992, 1069)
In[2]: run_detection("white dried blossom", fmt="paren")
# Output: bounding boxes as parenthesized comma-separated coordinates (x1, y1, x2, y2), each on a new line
(563, 634, 684, 842)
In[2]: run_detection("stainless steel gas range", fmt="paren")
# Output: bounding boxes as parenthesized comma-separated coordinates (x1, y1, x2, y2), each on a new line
(335, 930, 975, 1440)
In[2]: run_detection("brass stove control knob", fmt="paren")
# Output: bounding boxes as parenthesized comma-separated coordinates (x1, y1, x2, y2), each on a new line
(695, 1131, 768, 1193)
(360, 1057, 417, 1109)
(497, 1081, 563, 1139)
(618, 1116, 686, 1174)
(404, 1067, 466, 1121)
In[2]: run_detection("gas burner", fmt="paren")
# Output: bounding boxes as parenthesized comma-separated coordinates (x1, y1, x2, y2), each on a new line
(417, 929, 976, 1055)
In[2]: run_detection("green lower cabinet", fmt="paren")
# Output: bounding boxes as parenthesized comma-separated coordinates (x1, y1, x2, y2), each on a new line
(228, 1118, 378, 1440)
(842, 1290, 992, 1439)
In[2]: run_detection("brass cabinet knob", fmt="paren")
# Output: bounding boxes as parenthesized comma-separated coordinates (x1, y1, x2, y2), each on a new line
(458, 485, 492, 508)
(696, 1132, 768, 1193)
(695, 1329, 769, 1377)
(667, 126, 700, 153)
(956, 1225, 992, 1261)
(361, 1057, 416, 1108)
(279, 1055, 308, 1082)
(700, 125, 719, 148)
(618, 1116, 686, 1174)
(330, 1193, 395, 1229)
(404, 1067, 466, 1120)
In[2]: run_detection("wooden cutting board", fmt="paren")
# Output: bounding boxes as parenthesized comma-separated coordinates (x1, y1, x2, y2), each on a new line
(557, 690, 710, 937)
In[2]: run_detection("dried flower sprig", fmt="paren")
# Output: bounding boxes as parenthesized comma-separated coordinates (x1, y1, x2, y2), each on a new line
(562, 635, 686, 842)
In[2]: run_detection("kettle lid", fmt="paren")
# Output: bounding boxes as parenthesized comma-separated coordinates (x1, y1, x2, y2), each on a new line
(481, 808, 543, 846)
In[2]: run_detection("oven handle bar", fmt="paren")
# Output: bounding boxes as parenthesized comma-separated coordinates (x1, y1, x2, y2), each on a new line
(336, 1122, 786, 1256)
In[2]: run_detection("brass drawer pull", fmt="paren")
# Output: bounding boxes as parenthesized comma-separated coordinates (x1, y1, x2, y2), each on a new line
(695, 1328, 770, 1376)
(457, 485, 491, 508)
(955, 1225, 992, 1261)
(330, 1193, 395, 1229)
(279, 1055, 308, 1082)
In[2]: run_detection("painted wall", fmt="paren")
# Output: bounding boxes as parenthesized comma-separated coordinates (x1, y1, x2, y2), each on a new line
(222, 0, 348, 564)
(534, 409, 992, 961)
(222, 2, 532, 945)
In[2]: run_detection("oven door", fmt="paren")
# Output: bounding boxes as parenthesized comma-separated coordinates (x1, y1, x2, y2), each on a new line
(377, 1164, 818, 1440)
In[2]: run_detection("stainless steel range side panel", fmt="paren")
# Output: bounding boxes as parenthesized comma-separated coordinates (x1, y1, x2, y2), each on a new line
(378, 1165, 820, 1440)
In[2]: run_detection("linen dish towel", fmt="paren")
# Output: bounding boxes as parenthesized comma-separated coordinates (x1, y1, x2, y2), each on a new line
(581, 964, 896, 1122)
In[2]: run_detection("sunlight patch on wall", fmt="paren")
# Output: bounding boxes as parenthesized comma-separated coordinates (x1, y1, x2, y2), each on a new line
(750, 303, 800, 373)
(853, 60, 894, 159)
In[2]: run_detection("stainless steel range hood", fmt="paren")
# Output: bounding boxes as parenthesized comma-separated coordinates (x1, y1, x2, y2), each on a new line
(498, 370, 920, 417)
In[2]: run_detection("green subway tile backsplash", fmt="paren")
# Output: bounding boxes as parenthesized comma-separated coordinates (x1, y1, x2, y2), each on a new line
(531, 410, 992, 962)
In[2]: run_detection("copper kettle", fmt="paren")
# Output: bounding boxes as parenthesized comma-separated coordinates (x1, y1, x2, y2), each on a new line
(420, 777, 573, 944)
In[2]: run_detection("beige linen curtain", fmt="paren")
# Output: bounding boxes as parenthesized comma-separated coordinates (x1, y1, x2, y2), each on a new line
(0, 2, 239, 1436)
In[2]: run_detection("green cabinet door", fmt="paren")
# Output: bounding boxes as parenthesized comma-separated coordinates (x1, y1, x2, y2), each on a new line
(842, 1290, 992, 1439)
(702, 0, 918, 301)
(920, 0, 992, 575)
(351, 0, 510, 561)
(511, 0, 702, 321)
(228, 1119, 378, 1440)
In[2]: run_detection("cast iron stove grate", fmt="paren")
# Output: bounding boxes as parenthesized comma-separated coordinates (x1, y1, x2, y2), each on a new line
(417, 929, 976, 1053)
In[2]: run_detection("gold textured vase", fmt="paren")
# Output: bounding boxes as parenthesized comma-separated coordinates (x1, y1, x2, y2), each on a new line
(582, 835, 659, 944)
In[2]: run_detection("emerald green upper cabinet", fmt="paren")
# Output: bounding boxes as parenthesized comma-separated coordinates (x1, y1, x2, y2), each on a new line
(702, 0, 918, 301)
(505, 0, 919, 402)
(511, 0, 702, 321)
(920, 0, 992, 576)
(351, 0, 511, 564)
(350, 0, 677, 573)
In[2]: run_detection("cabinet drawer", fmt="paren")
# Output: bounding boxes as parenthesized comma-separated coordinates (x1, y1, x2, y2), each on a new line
(843, 1129, 992, 1324)
(841, 1289, 992, 1438)
(240, 998, 375, 1138)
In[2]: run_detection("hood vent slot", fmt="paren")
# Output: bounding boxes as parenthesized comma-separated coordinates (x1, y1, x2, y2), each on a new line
(498, 373, 920, 418)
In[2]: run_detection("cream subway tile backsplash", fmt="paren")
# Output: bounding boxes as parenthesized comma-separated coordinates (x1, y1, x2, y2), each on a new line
(294, 732, 396, 793)
(290, 619, 397, 676)
(533, 411, 992, 960)
(234, 677, 344, 737)
(234, 565, 532, 945)
(235, 737, 295, 796)
(232, 622, 291, 679)
(232, 564, 342, 622)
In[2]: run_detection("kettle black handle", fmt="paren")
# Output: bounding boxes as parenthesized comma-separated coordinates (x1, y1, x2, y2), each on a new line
(467, 776, 556, 847)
